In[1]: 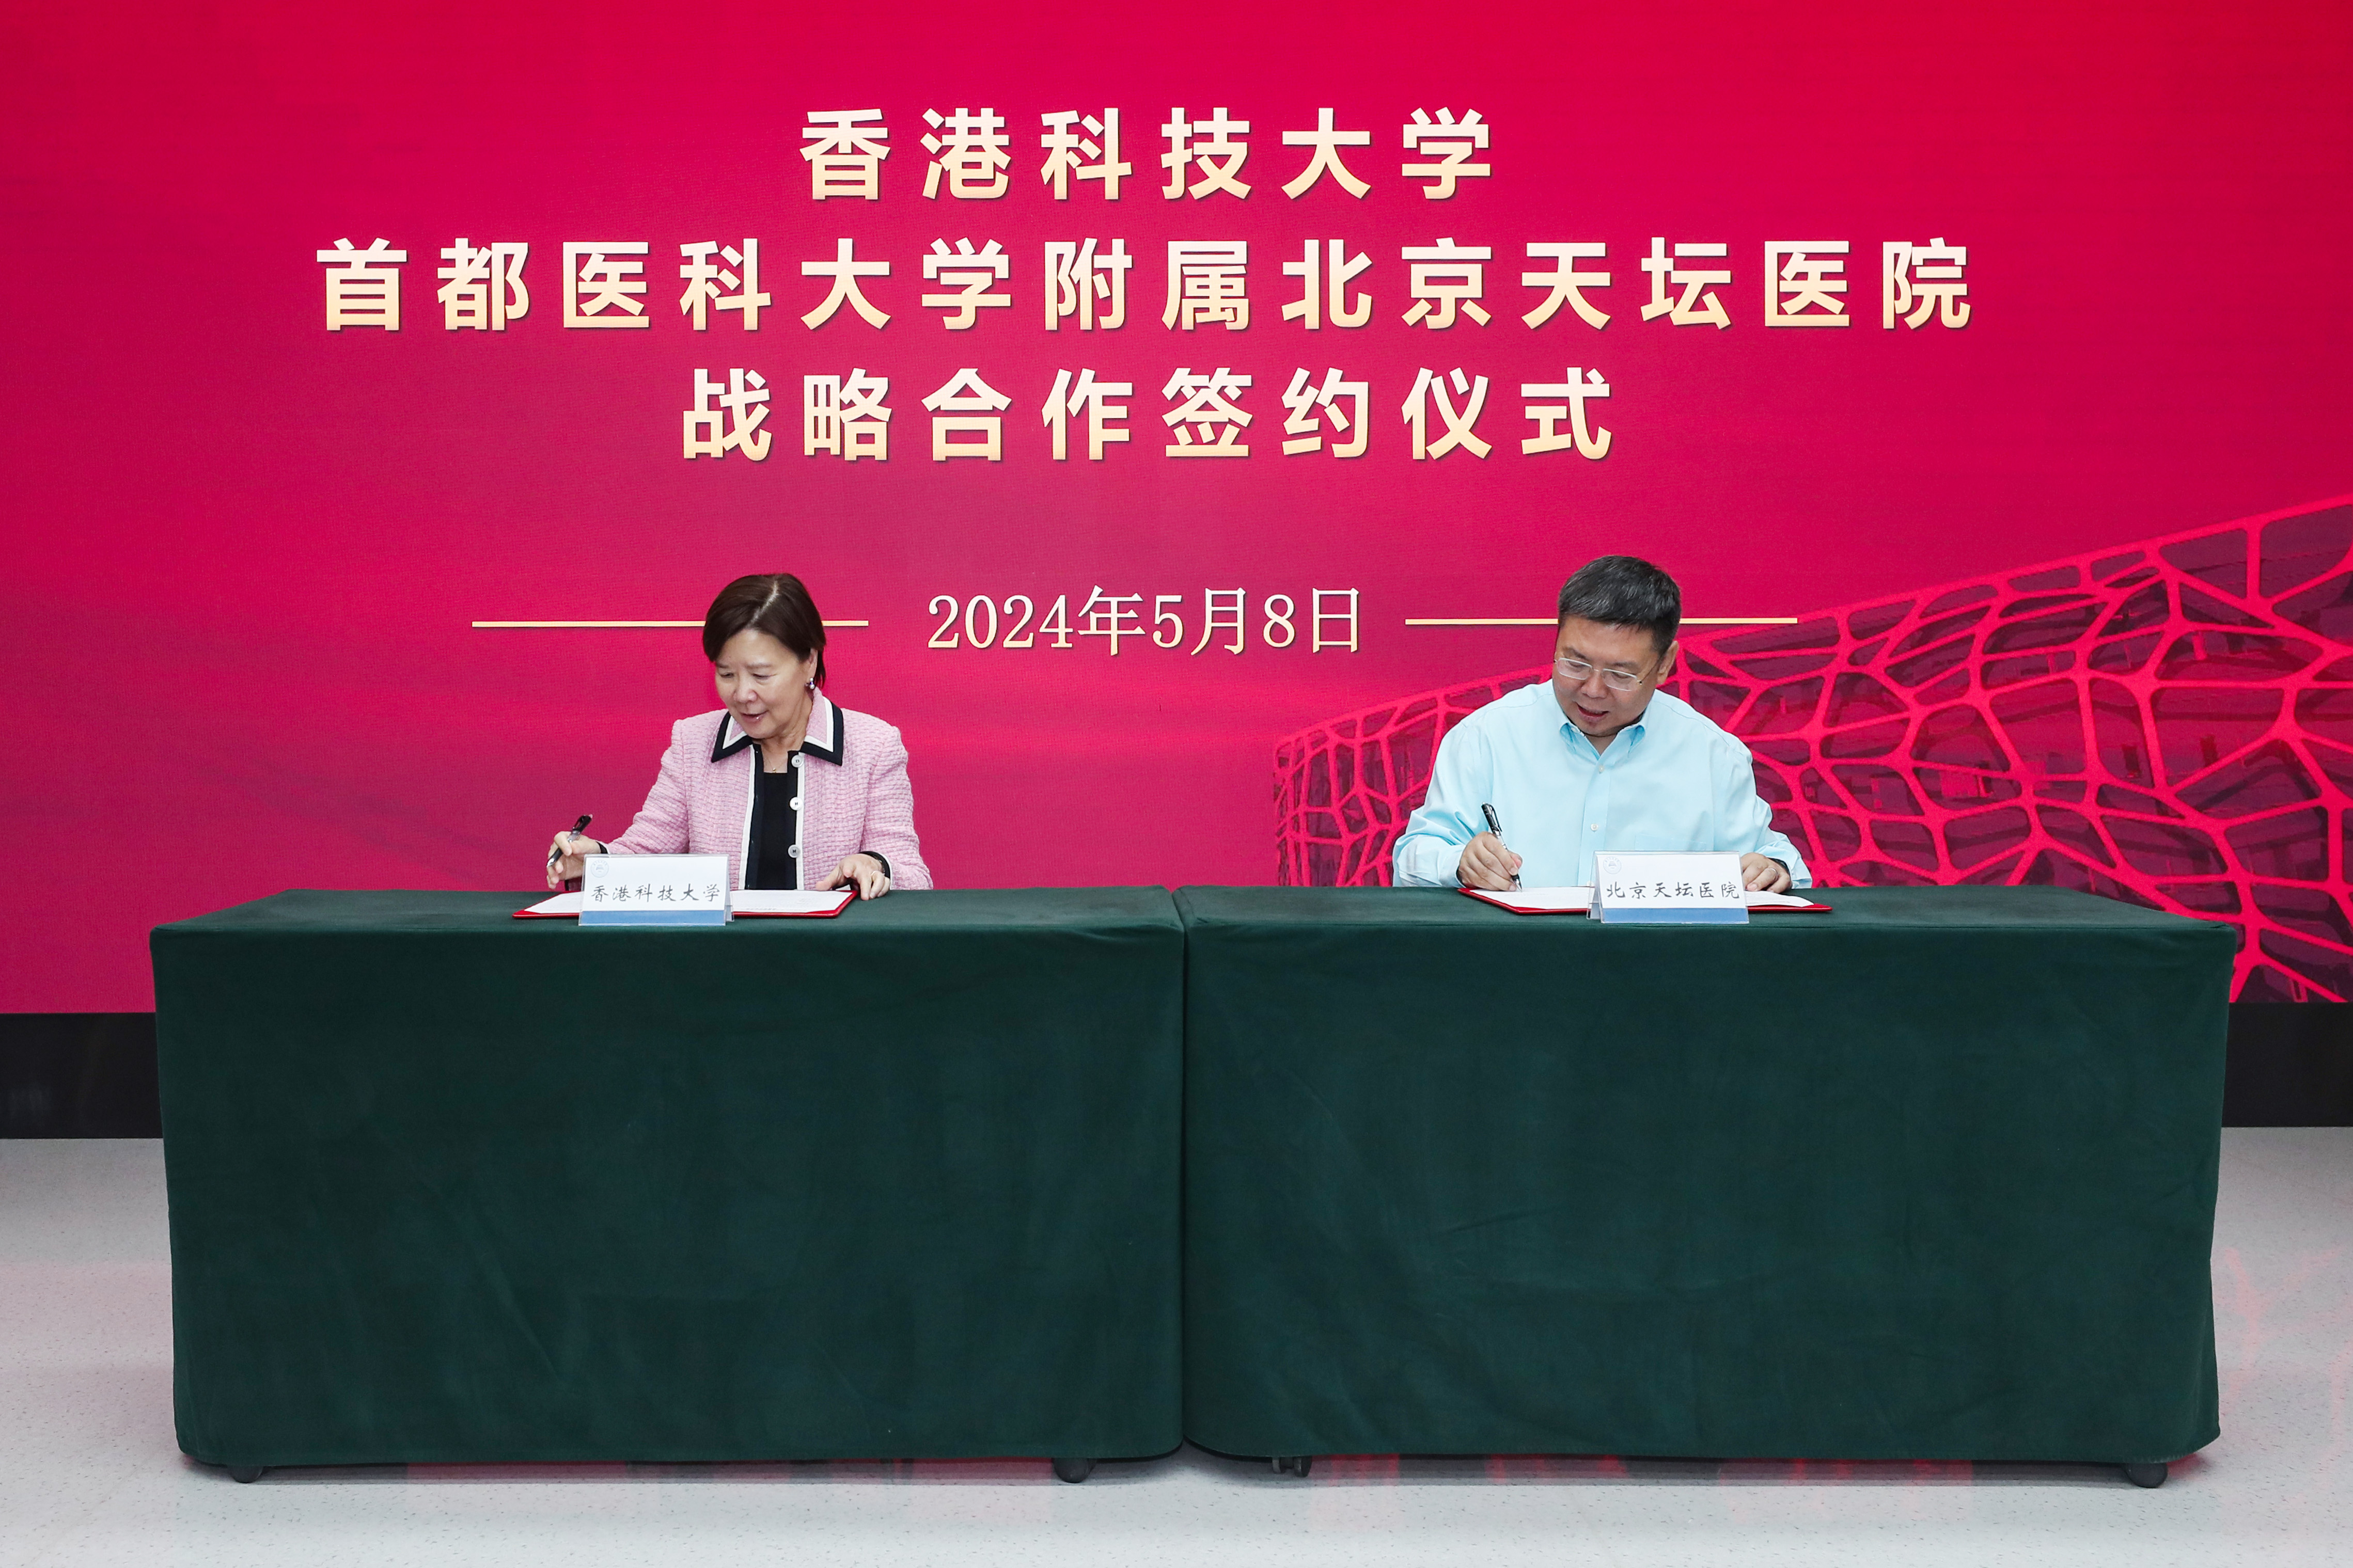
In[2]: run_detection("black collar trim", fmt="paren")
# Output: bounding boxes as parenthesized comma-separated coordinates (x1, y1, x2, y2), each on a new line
(801, 696, 845, 765)
(712, 714, 755, 763)
(711, 697, 846, 766)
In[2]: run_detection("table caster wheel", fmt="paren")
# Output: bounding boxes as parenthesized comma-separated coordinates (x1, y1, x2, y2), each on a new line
(2123, 1462, 2167, 1488)
(227, 1465, 265, 1484)
(1272, 1455, 1313, 1478)
(1052, 1457, 1095, 1484)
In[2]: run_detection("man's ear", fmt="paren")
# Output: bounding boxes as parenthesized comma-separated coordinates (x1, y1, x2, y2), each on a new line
(1657, 639, 1679, 681)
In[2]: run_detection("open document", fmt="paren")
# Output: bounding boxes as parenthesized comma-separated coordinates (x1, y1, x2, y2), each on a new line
(514, 889, 855, 920)
(730, 890, 855, 917)
(1461, 886, 1831, 915)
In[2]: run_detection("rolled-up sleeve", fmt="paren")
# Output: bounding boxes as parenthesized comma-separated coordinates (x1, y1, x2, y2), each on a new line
(1391, 721, 1494, 886)
(1715, 738, 1811, 888)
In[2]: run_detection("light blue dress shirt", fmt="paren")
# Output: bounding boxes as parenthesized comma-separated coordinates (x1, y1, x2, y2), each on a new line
(1392, 683, 1811, 888)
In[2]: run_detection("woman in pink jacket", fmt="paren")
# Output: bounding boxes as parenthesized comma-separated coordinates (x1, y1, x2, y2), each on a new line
(545, 574, 930, 899)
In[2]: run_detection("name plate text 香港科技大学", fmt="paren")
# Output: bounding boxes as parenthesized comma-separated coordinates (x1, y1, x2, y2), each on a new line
(580, 854, 731, 926)
(1591, 851, 1749, 925)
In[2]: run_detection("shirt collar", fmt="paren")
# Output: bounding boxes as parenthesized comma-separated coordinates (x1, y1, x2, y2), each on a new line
(712, 693, 846, 765)
(1555, 698, 1650, 759)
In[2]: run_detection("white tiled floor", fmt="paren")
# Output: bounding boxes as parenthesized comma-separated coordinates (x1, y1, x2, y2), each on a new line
(2, 1132, 2347, 1567)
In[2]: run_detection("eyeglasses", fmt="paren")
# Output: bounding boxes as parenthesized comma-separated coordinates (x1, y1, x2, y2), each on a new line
(1554, 656, 1652, 692)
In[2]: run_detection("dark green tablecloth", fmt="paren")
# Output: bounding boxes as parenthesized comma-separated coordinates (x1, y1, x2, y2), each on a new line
(1176, 885, 2233, 1465)
(152, 889, 1183, 1468)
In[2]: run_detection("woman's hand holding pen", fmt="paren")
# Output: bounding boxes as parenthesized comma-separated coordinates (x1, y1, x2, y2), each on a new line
(1456, 832, 1523, 892)
(545, 814, 599, 889)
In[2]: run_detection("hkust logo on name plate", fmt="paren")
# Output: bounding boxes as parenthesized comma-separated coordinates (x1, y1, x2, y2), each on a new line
(581, 854, 731, 927)
(1592, 851, 1749, 925)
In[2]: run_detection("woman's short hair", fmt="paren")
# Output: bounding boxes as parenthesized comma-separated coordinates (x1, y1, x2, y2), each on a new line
(702, 573, 827, 684)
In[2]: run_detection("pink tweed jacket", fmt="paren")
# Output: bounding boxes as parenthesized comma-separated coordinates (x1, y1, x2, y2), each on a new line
(604, 695, 931, 891)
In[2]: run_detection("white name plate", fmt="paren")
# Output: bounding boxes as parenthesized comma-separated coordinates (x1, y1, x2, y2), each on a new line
(581, 854, 731, 927)
(1592, 851, 1749, 925)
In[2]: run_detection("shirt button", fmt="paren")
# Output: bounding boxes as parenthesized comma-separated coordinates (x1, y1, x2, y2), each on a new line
(790, 798, 802, 810)
(788, 845, 799, 858)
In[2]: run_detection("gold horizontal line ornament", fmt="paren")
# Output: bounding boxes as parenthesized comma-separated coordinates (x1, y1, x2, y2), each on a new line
(471, 620, 871, 629)
(1404, 616, 1798, 627)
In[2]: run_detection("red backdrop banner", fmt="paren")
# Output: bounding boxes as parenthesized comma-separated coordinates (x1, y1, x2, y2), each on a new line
(4, 2, 2348, 1009)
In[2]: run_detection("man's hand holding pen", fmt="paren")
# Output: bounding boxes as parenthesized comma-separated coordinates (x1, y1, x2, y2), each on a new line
(1457, 831, 1523, 892)
(1460, 802, 1524, 892)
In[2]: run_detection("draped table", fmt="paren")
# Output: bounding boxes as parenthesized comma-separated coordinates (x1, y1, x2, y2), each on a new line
(1175, 884, 2233, 1472)
(152, 888, 1184, 1474)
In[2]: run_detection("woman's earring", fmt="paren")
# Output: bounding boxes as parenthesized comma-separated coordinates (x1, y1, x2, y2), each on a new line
(805, 679, 815, 690)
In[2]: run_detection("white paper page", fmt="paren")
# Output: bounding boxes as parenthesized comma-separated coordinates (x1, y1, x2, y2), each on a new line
(1744, 890, 1821, 908)
(731, 889, 856, 916)
(1472, 886, 1594, 913)
(520, 892, 583, 916)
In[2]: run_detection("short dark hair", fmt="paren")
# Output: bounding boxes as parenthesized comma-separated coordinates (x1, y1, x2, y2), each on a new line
(702, 573, 827, 684)
(1557, 556, 1682, 655)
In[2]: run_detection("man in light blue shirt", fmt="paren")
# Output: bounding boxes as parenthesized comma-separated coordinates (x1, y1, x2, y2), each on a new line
(1393, 555, 1809, 892)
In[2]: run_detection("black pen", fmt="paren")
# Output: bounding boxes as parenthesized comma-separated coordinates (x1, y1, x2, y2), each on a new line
(549, 813, 593, 883)
(1480, 803, 1520, 891)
